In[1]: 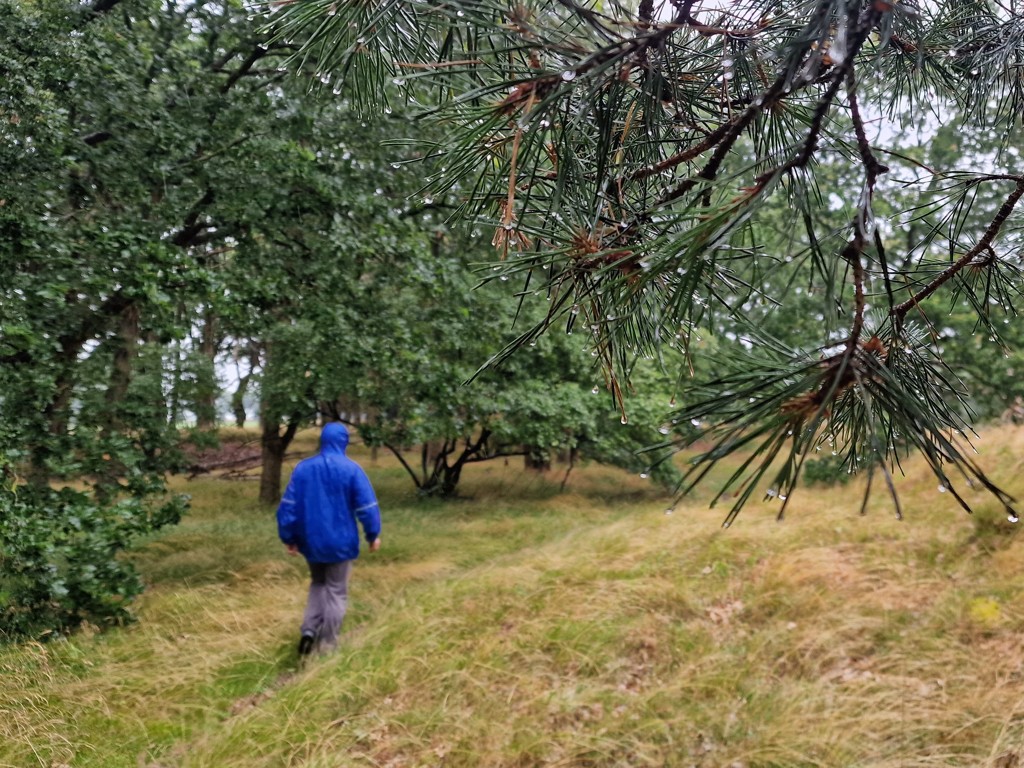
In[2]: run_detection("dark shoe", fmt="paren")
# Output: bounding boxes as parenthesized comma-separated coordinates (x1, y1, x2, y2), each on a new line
(298, 634, 315, 656)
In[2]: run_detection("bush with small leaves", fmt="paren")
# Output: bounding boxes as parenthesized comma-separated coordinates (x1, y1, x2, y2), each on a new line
(803, 456, 852, 487)
(0, 487, 186, 640)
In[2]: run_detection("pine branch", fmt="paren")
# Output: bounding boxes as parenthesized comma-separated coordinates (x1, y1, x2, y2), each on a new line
(277, 0, 1024, 519)
(892, 178, 1024, 321)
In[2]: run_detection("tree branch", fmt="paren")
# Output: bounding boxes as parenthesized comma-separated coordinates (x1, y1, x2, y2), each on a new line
(673, 0, 771, 39)
(390, 443, 425, 489)
(221, 46, 270, 94)
(658, 4, 880, 208)
(892, 179, 1024, 321)
(846, 66, 887, 343)
(170, 189, 216, 247)
(753, 67, 849, 187)
(0, 350, 33, 365)
(82, 131, 113, 147)
(85, 0, 123, 17)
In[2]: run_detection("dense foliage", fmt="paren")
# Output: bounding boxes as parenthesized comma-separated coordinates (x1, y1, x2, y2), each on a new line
(0, 0, 346, 637)
(322, 255, 684, 496)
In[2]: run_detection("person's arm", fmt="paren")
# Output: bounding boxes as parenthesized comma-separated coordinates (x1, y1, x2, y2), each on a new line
(277, 469, 304, 554)
(350, 467, 381, 550)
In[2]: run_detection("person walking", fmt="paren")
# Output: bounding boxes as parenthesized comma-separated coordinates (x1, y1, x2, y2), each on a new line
(276, 422, 381, 656)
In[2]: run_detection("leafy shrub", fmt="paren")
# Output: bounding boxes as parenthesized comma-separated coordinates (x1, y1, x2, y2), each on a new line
(0, 487, 186, 640)
(802, 455, 851, 487)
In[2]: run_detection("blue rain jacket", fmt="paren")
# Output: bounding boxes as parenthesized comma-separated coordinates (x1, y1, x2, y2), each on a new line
(277, 423, 381, 563)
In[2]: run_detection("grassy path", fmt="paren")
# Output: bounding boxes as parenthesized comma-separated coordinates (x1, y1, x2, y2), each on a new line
(5, 430, 1024, 766)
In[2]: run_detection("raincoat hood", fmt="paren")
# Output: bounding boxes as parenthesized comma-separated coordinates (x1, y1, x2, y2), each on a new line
(320, 423, 349, 454)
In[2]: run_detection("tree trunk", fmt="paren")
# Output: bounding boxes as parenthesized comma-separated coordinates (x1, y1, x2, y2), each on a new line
(259, 415, 300, 506)
(25, 291, 136, 484)
(103, 303, 140, 431)
(29, 340, 82, 485)
(168, 342, 181, 428)
(91, 304, 143, 499)
(440, 463, 464, 497)
(259, 418, 286, 506)
(229, 342, 260, 428)
(524, 448, 551, 472)
(231, 372, 250, 428)
(421, 430, 492, 498)
(195, 306, 218, 431)
(28, 381, 74, 486)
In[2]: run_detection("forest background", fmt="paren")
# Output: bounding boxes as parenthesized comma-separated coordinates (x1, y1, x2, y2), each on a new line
(3, 0, 1024, 675)
(0, 0, 692, 636)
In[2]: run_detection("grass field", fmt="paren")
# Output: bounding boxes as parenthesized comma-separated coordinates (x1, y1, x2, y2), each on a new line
(4, 427, 1024, 767)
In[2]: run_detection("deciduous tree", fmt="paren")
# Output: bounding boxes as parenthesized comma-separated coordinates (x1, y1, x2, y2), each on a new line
(0, 0, 344, 636)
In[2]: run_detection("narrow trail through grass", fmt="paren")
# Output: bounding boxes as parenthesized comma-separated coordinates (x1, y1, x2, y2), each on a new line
(5, 428, 1024, 767)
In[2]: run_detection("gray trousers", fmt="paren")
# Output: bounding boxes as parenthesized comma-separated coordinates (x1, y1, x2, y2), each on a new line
(300, 561, 353, 652)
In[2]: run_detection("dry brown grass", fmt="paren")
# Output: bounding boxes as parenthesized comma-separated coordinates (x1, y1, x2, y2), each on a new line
(6, 425, 1024, 767)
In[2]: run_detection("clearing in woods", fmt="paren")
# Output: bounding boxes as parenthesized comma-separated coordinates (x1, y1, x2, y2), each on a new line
(3, 427, 1024, 767)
